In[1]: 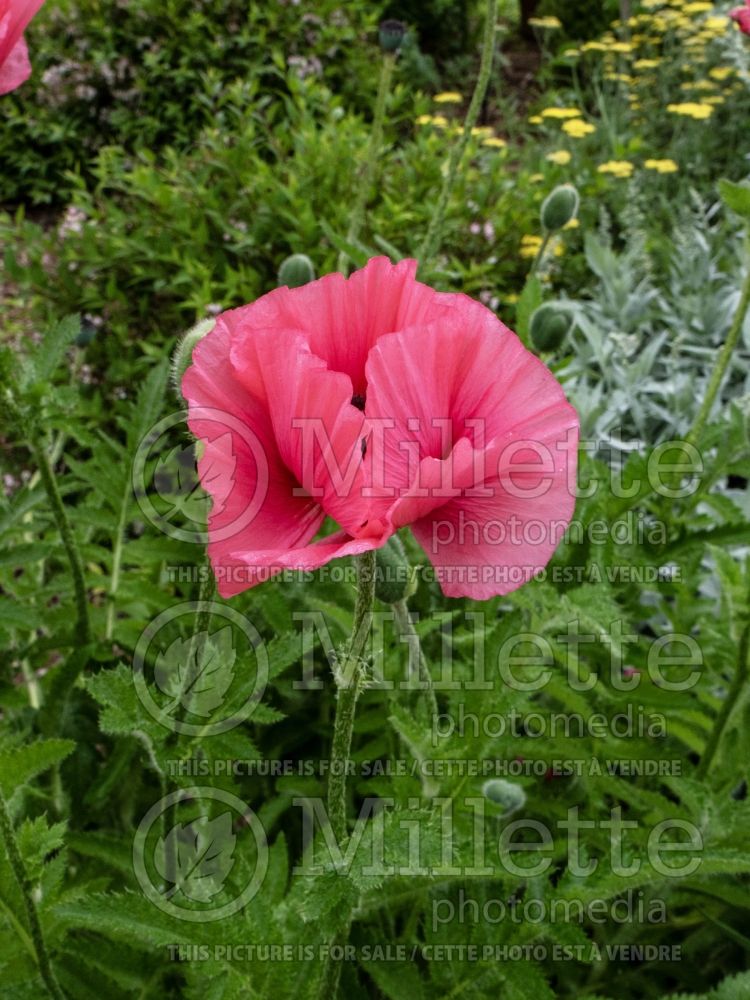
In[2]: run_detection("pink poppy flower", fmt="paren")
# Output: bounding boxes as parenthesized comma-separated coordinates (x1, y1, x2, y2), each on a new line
(365, 309, 578, 599)
(184, 257, 578, 600)
(0, 1, 46, 96)
(730, 1, 750, 33)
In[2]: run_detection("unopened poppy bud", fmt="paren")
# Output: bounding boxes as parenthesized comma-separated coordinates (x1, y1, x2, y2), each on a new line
(530, 302, 571, 353)
(379, 19, 406, 52)
(541, 184, 580, 232)
(278, 253, 316, 289)
(171, 319, 215, 397)
(482, 779, 526, 816)
(375, 535, 415, 604)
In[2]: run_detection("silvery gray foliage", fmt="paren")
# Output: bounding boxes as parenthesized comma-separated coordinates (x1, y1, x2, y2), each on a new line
(564, 196, 750, 457)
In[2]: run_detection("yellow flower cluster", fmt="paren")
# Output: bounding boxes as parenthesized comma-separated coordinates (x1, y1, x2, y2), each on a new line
(433, 92, 462, 104)
(520, 234, 565, 259)
(546, 150, 572, 165)
(528, 15, 562, 30)
(520, 235, 543, 258)
(597, 160, 635, 179)
(644, 158, 679, 173)
(562, 119, 596, 138)
(541, 107, 583, 119)
(666, 101, 714, 119)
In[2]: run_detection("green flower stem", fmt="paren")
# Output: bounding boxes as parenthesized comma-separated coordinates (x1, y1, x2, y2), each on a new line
(327, 550, 376, 841)
(417, 0, 498, 270)
(317, 551, 376, 1000)
(392, 598, 438, 718)
(29, 432, 91, 648)
(0, 791, 65, 1000)
(529, 232, 551, 277)
(696, 607, 750, 780)
(337, 53, 396, 276)
(684, 244, 750, 451)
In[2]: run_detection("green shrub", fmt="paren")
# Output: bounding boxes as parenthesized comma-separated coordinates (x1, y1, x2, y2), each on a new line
(0, 0, 384, 205)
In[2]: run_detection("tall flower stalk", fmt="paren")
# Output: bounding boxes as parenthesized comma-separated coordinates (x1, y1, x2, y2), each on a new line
(417, 0, 498, 270)
(684, 241, 750, 451)
(318, 550, 376, 999)
(337, 50, 396, 276)
(0, 791, 65, 1000)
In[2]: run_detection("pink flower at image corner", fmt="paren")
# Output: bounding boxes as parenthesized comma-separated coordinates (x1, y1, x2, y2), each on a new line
(182, 257, 579, 601)
(0, 0, 46, 96)
(731, 0, 750, 34)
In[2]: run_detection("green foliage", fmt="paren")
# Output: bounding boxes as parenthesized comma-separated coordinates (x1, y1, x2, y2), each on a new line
(0, 0, 384, 204)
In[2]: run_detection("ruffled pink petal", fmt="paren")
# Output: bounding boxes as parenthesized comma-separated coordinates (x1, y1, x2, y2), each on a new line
(229, 327, 382, 539)
(0, 34, 30, 94)
(409, 464, 577, 599)
(731, 6, 750, 32)
(183, 319, 328, 597)
(217, 257, 466, 398)
(0, 1, 46, 68)
(227, 529, 384, 593)
(364, 315, 579, 599)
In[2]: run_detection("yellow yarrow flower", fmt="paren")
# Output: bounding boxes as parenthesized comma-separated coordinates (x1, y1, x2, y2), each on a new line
(644, 158, 679, 173)
(434, 92, 462, 103)
(520, 235, 543, 258)
(483, 136, 508, 148)
(598, 160, 635, 178)
(541, 107, 583, 119)
(709, 67, 734, 81)
(416, 114, 434, 125)
(528, 15, 562, 28)
(666, 101, 713, 119)
(562, 118, 597, 137)
(546, 149, 572, 165)
(528, 115, 544, 125)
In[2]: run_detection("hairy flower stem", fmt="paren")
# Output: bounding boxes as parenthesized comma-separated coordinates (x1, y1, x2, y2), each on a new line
(29, 433, 91, 648)
(696, 601, 750, 780)
(337, 53, 396, 276)
(685, 246, 750, 451)
(392, 598, 438, 718)
(529, 232, 551, 277)
(317, 551, 376, 1000)
(417, 0, 498, 270)
(327, 550, 376, 839)
(0, 791, 65, 1000)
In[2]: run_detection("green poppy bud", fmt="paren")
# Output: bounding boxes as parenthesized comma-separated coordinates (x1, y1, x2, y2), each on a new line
(278, 253, 316, 289)
(541, 184, 580, 232)
(529, 302, 572, 353)
(379, 19, 406, 52)
(375, 534, 416, 605)
(171, 319, 215, 398)
(482, 779, 526, 816)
